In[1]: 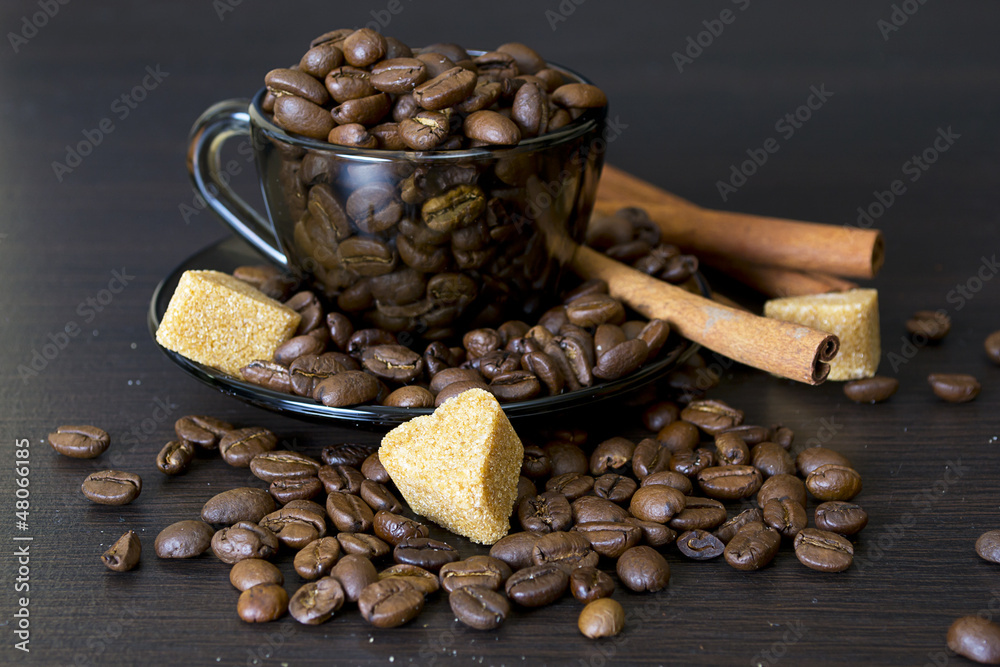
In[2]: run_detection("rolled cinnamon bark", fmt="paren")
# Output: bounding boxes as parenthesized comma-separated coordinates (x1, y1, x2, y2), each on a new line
(569, 245, 840, 385)
(698, 253, 859, 298)
(594, 165, 883, 280)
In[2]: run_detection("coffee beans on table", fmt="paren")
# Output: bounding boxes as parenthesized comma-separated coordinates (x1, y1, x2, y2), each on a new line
(358, 578, 424, 628)
(947, 616, 1000, 664)
(238, 584, 289, 623)
(82, 470, 142, 505)
(928, 373, 981, 403)
(49, 424, 110, 458)
(101, 531, 141, 572)
(155, 520, 215, 559)
(578, 598, 625, 639)
(985, 330, 1000, 365)
(976, 530, 1000, 564)
(230, 559, 284, 591)
(842, 376, 899, 403)
(449, 585, 510, 630)
(289, 577, 345, 625)
(793, 528, 854, 572)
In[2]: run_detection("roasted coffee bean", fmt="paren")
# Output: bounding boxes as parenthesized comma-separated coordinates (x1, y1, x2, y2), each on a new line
(545, 440, 588, 476)
(212, 522, 280, 564)
(369, 57, 427, 94)
(697, 465, 763, 501)
(796, 446, 853, 477)
(338, 532, 391, 559)
(632, 438, 672, 480)
(327, 122, 378, 148)
(413, 66, 477, 110)
(712, 508, 764, 545)
(564, 294, 625, 328)
(978, 530, 1000, 565)
(489, 531, 541, 571)
(907, 309, 951, 340)
(202, 487, 276, 525)
(450, 585, 510, 630)
(342, 28, 387, 67)
(326, 491, 375, 533)
(156, 440, 194, 476)
(638, 319, 670, 357)
(572, 496, 631, 524)
(361, 451, 390, 483)
(314, 371, 381, 407)
(806, 464, 863, 501)
(669, 448, 715, 478)
(617, 546, 670, 593)
(398, 110, 450, 150)
(270, 476, 323, 504)
(325, 66, 375, 103)
(174, 415, 233, 450)
(593, 474, 638, 504)
(722, 424, 774, 446)
(762, 498, 807, 539)
(322, 442, 376, 468)
(724, 522, 781, 571)
(511, 81, 548, 137)
(251, 451, 321, 482)
(545, 473, 595, 501)
(573, 521, 641, 559)
(714, 431, 750, 466)
(464, 328, 503, 359)
(516, 476, 538, 506)
(379, 563, 440, 595)
(241, 360, 293, 393)
(274, 94, 334, 140)
(238, 584, 289, 623)
(265, 68, 329, 105)
(430, 367, 482, 393)
(642, 401, 679, 432)
(361, 344, 423, 383)
(464, 110, 521, 145)
(814, 501, 869, 535)
(641, 470, 693, 495)
(49, 424, 109, 459)
(986, 330, 1000, 365)
(947, 616, 1000, 664)
(360, 480, 404, 514)
(274, 334, 324, 366)
(569, 566, 615, 603)
(230, 558, 284, 591)
(478, 351, 523, 380)
(669, 497, 727, 532)
(794, 528, 853, 572)
(843, 376, 900, 403)
(590, 437, 634, 476)
(629, 485, 686, 524)
(518, 491, 572, 533)
(219, 427, 277, 468)
(593, 323, 626, 359)
(331, 554, 379, 603)
(531, 531, 598, 572)
(346, 182, 402, 234)
(82, 470, 142, 505)
(490, 371, 542, 402)
(359, 578, 424, 628)
(299, 43, 344, 78)
(676, 529, 725, 560)
(326, 312, 355, 351)
(505, 564, 569, 607)
(757, 473, 808, 508)
(102, 531, 141, 572)
(681, 399, 744, 434)
(593, 339, 649, 380)
(382, 385, 435, 407)
(294, 537, 342, 580)
(578, 598, 625, 639)
(496, 42, 545, 75)
(422, 184, 486, 233)
(289, 577, 345, 625)
(474, 50, 518, 79)
(750, 442, 796, 478)
(928, 373, 981, 403)
(657, 420, 700, 453)
(552, 83, 607, 108)
(374, 510, 429, 546)
(625, 517, 677, 548)
(337, 237, 397, 276)
(440, 555, 512, 593)
(521, 445, 552, 479)
(154, 520, 215, 559)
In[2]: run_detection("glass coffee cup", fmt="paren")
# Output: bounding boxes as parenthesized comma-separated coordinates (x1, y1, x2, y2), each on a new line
(188, 61, 608, 343)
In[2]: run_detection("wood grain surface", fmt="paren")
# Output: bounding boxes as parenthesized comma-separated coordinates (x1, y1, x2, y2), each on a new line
(2, 2, 1000, 666)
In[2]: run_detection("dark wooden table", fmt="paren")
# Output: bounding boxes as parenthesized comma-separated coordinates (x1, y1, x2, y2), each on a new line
(3, 2, 1000, 665)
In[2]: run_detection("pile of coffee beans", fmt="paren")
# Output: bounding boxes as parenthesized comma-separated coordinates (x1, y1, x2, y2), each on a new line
(235, 242, 678, 409)
(263, 30, 605, 150)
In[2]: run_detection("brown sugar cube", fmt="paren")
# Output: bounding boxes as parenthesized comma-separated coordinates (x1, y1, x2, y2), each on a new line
(379, 388, 524, 545)
(155, 270, 300, 377)
(764, 288, 879, 381)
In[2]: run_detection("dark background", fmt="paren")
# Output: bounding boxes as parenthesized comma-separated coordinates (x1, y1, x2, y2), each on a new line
(2, 1, 999, 665)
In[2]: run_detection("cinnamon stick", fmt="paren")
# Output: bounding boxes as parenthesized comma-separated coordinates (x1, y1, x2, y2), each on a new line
(569, 245, 840, 384)
(594, 165, 883, 280)
(698, 253, 859, 298)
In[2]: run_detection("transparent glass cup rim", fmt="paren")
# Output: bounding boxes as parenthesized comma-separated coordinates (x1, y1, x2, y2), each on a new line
(248, 57, 605, 163)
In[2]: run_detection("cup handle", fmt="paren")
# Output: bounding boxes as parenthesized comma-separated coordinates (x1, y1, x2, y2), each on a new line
(187, 99, 289, 268)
